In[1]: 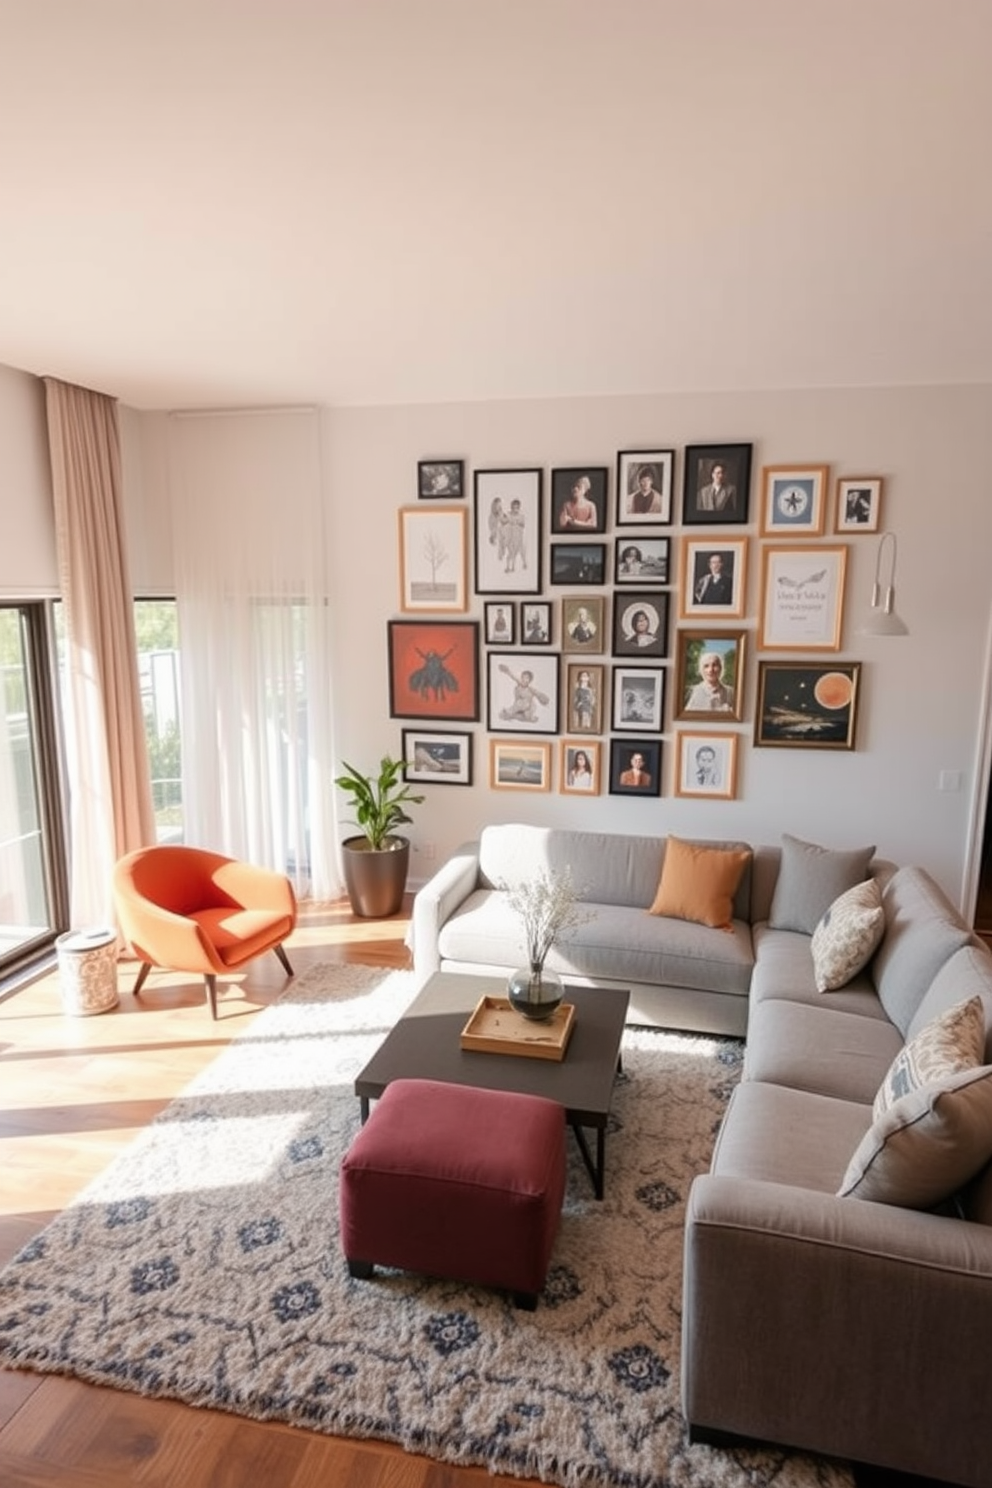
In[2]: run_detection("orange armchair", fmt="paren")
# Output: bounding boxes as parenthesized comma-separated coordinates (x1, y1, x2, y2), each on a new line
(113, 845, 297, 1018)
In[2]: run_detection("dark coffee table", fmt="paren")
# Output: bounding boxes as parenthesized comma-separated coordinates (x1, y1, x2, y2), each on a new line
(354, 970, 630, 1199)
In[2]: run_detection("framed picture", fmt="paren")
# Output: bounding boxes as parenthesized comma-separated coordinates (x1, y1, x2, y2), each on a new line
(612, 592, 668, 658)
(520, 600, 552, 646)
(400, 728, 473, 786)
(417, 459, 464, 500)
(609, 737, 662, 797)
(490, 738, 552, 791)
(560, 739, 601, 796)
(674, 730, 739, 800)
(675, 630, 746, 721)
(387, 619, 480, 721)
(614, 536, 670, 584)
(758, 544, 848, 652)
(612, 666, 665, 732)
(754, 661, 862, 750)
(550, 467, 608, 534)
(487, 651, 560, 734)
(561, 594, 607, 654)
(679, 538, 748, 620)
(759, 465, 829, 536)
(484, 601, 515, 646)
(615, 449, 674, 526)
(565, 661, 605, 734)
(681, 443, 752, 526)
(549, 541, 606, 586)
(835, 477, 883, 533)
(474, 468, 542, 594)
(398, 506, 468, 612)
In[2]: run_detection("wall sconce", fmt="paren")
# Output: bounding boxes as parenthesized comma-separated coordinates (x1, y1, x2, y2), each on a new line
(856, 530, 908, 636)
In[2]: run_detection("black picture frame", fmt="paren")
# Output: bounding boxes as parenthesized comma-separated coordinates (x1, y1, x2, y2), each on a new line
(754, 661, 862, 750)
(549, 541, 606, 586)
(484, 601, 516, 646)
(614, 536, 670, 585)
(681, 443, 753, 526)
(520, 600, 553, 646)
(473, 468, 543, 594)
(612, 591, 669, 658)
(609, 737, 662, 797)
(550, 467, 608, 535)
(417, 459, 465, 499)
(401, 728, 473, 785)
(486, 651, 560, 734)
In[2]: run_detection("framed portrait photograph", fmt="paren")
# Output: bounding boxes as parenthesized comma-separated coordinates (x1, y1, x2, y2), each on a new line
(474, 468, 542, 594)
(565, 661, 605, 734)
(484, 601, 515, 646)
(835, 477, 883, 534)
(398, 506, 468, 612)
(615, 449, 674, 526)
(612, 666, 665, 732)
(675, 629, 746, 721)
(560, 739, 601, 796)
(675, 730, 739, 800)
(681, 443, 752, 526)
(561, 594, 607, 655)
(612, 591, 669, 658)
(400, 728, 473, 786)
(679, 538, 748, 620)
(520, 600, 552, 646)
(614, 536, 670, 585)
(550, 467, 608, 535)
(490, 738, 552, 792)
(609, 737, 662, 797)
(487, 651, 560, 734)
(758, 544, 847, 652)
(417, 458, 464, 500)
(388, 619, 480, 721)
(754, 661, 862, 750)
(759, 465, 829, 537)
(549, 541, 606, 586)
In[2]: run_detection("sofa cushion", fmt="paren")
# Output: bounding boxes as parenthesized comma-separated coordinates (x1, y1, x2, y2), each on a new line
(711, 1081, 871, 1195)
(838, 1065, 992, 1208)
(871, 867, 972, 1036)
(648, 836, 751, 930)
(906, 942, 992, 1059)
(749, 924, 887, 1019)
(767, 833, 875, 935)
(873, 995, 985, 1120)
(810, 878, 885, 992)
(744, 999, 904, 1105)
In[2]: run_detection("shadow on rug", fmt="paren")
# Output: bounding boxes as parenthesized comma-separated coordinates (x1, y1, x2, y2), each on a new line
(0, 963, 852, 1488)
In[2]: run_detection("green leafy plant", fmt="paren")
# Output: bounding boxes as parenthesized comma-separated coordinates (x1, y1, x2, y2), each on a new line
(334, 755, 425, 852)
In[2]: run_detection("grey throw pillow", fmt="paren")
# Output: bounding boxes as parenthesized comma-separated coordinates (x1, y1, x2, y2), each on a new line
(767, 833, 875, 936)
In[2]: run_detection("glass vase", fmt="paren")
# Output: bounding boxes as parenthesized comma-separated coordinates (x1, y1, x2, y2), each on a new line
(506, 961, 564, 1022)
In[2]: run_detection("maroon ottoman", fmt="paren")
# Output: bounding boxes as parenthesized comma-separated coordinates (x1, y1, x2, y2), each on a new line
(339, 1077, 566, 1309)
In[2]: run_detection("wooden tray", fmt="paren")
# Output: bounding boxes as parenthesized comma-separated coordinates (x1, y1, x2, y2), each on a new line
(460, 995, 576, 1061)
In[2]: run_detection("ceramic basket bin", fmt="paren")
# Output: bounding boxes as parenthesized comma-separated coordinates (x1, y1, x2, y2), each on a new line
(55, 928, 120, 1016)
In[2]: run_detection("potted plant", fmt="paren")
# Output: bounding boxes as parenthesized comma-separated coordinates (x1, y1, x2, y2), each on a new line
(335, 755, 425, 918)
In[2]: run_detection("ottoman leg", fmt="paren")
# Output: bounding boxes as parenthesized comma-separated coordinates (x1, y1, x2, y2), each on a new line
(512, 1290, 539, 1311)
(347, 1259, 375, 1280)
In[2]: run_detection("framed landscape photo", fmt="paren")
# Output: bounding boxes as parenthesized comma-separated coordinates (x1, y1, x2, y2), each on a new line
(490, 738, 552, 791)
(758, 544, 847, 651)
(560, 739, 601, 796)
(398, 506, 468, 612)
(417, 458, 464, 500)
(549, 541, 606, 586)
(615, 449, 674, 526)
(759, 464, 829, 537)
(520, 600, 552, 646)
(612, 666, 665, 732)
(484, 601, 515, 646)
(474, 468, 542, 594)
(675, 730, 739, 800)
(681, 443, 752, 526)
(561, 594, 607, 655)
(675, 629, 746, 720)
(387, 619, 480, 721)
(565, 661, 605, 734)
(487, 651, 560, 734)
(679, 538, 748, 620)
(609, 737, 662, 797)
(614, 536, 670, 585)
(835, 477, 883, 534)
(401, 728, 472, 785)
(754, 661, 862, 750)
(612, 592, 669, 658)
(550, 466, 608, 535)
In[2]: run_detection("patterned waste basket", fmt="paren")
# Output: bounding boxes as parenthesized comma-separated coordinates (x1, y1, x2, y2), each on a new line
(55, 928, 120, 1016)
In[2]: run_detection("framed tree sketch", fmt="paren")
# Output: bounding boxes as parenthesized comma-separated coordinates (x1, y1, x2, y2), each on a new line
(675, 630, 746, 720)
(681, 443, 752, 525)
(398, 506, 468, 612)
(474, 468, 542, 594)
(387, 619, 480, 721)
(759, 465, 829, 537)
(560, 739, 601, 795)
(675, 731, 739, 799)
(615, 449, 674, 526)
(487, 652, 560, 733)
(565, 661, 605, 734)
(754, 662, 862, 749)
(758, 545, 847, 651)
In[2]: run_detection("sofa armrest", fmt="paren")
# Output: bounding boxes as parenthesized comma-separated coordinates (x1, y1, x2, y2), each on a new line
(682, 1173, 992, 1484)
(408, 840, 481, 979)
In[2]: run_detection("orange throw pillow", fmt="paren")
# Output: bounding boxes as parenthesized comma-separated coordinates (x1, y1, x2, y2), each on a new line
(648, 836, 751, 931)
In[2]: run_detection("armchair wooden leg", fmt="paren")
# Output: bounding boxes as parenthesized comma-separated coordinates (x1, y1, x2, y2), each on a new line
(132, 962, 152, 997)
(274, 943, 293, 977)
(204, 973, 218, 1020)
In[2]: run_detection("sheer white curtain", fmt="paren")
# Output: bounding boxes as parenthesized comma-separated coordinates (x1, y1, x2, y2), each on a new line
(168, 408, 339, 901)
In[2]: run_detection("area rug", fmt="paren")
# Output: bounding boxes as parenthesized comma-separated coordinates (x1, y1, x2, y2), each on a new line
(0, 963, 852, 1488)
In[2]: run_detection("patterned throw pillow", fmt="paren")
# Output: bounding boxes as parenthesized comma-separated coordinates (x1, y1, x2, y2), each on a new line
(810, 879, 885, 992)
(872, 994, 985, 1121)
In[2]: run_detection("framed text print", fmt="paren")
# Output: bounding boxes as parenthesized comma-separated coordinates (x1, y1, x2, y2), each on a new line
(758, 545, 847, 652)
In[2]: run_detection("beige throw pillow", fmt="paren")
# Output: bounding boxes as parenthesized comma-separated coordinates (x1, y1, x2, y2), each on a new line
(810, 878, 885, 992)
(872, 994, 985, 1121)
(648, 836, 751, 931)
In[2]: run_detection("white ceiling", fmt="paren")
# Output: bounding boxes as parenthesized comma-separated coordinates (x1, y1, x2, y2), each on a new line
(0, 0, 989, 412)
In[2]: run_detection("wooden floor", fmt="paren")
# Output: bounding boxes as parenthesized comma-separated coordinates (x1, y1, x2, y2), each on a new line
(0, 897, 544, 1488)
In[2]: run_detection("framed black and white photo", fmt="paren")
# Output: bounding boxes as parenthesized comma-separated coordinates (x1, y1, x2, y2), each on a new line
(487, 651, 560, 734)
(612, 666, 665, 732)
(681, 443, 752, 526)
(417, 458, 464, 500)
(560, 739, 601, 796)
(675, 630, 746, 721)
(549, 541, 606, 586)
(474, 468, 542, 594)
(520, 600, 552, 646)
(760, 465, 829, 537)
(484, 601, 515, 646)
(616, 449, 674, 526)
(550, 467, 608, 534)
(612, 591, 669, 658)
(835, 477, 883, 534)
(614, 536, 670, 584)
(398, 506, 468, 612)
(401, 728, 473, 786)
(675, 731, 739, 800)
(565, 661, 605, 734)
(678, 538, 748, 620)
(561, 594, 607, 655)
(609, 737, 662, 797)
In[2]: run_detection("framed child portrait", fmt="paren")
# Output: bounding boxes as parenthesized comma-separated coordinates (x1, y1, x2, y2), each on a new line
(675, 630, 746, 721)
(560, 739, 601, 796)
(615, 449, 674, 526)
(675, 731, 739, 800)
(487, 652, 560, 734)
(474, 468, 542, 594)
(550, 467, 608, 534)
(565, 661, 605, 734)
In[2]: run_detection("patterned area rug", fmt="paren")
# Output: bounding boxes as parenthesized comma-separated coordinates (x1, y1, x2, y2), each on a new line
(0, 963, 853, 1488)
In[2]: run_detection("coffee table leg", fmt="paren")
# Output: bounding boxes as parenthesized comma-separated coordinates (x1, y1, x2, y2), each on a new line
(359, 1095, 370, 1123)
(570, 1121, 605, 1201)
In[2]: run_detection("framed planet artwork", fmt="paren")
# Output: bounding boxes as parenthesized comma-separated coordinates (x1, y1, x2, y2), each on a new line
(754, 662, 862, 749)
